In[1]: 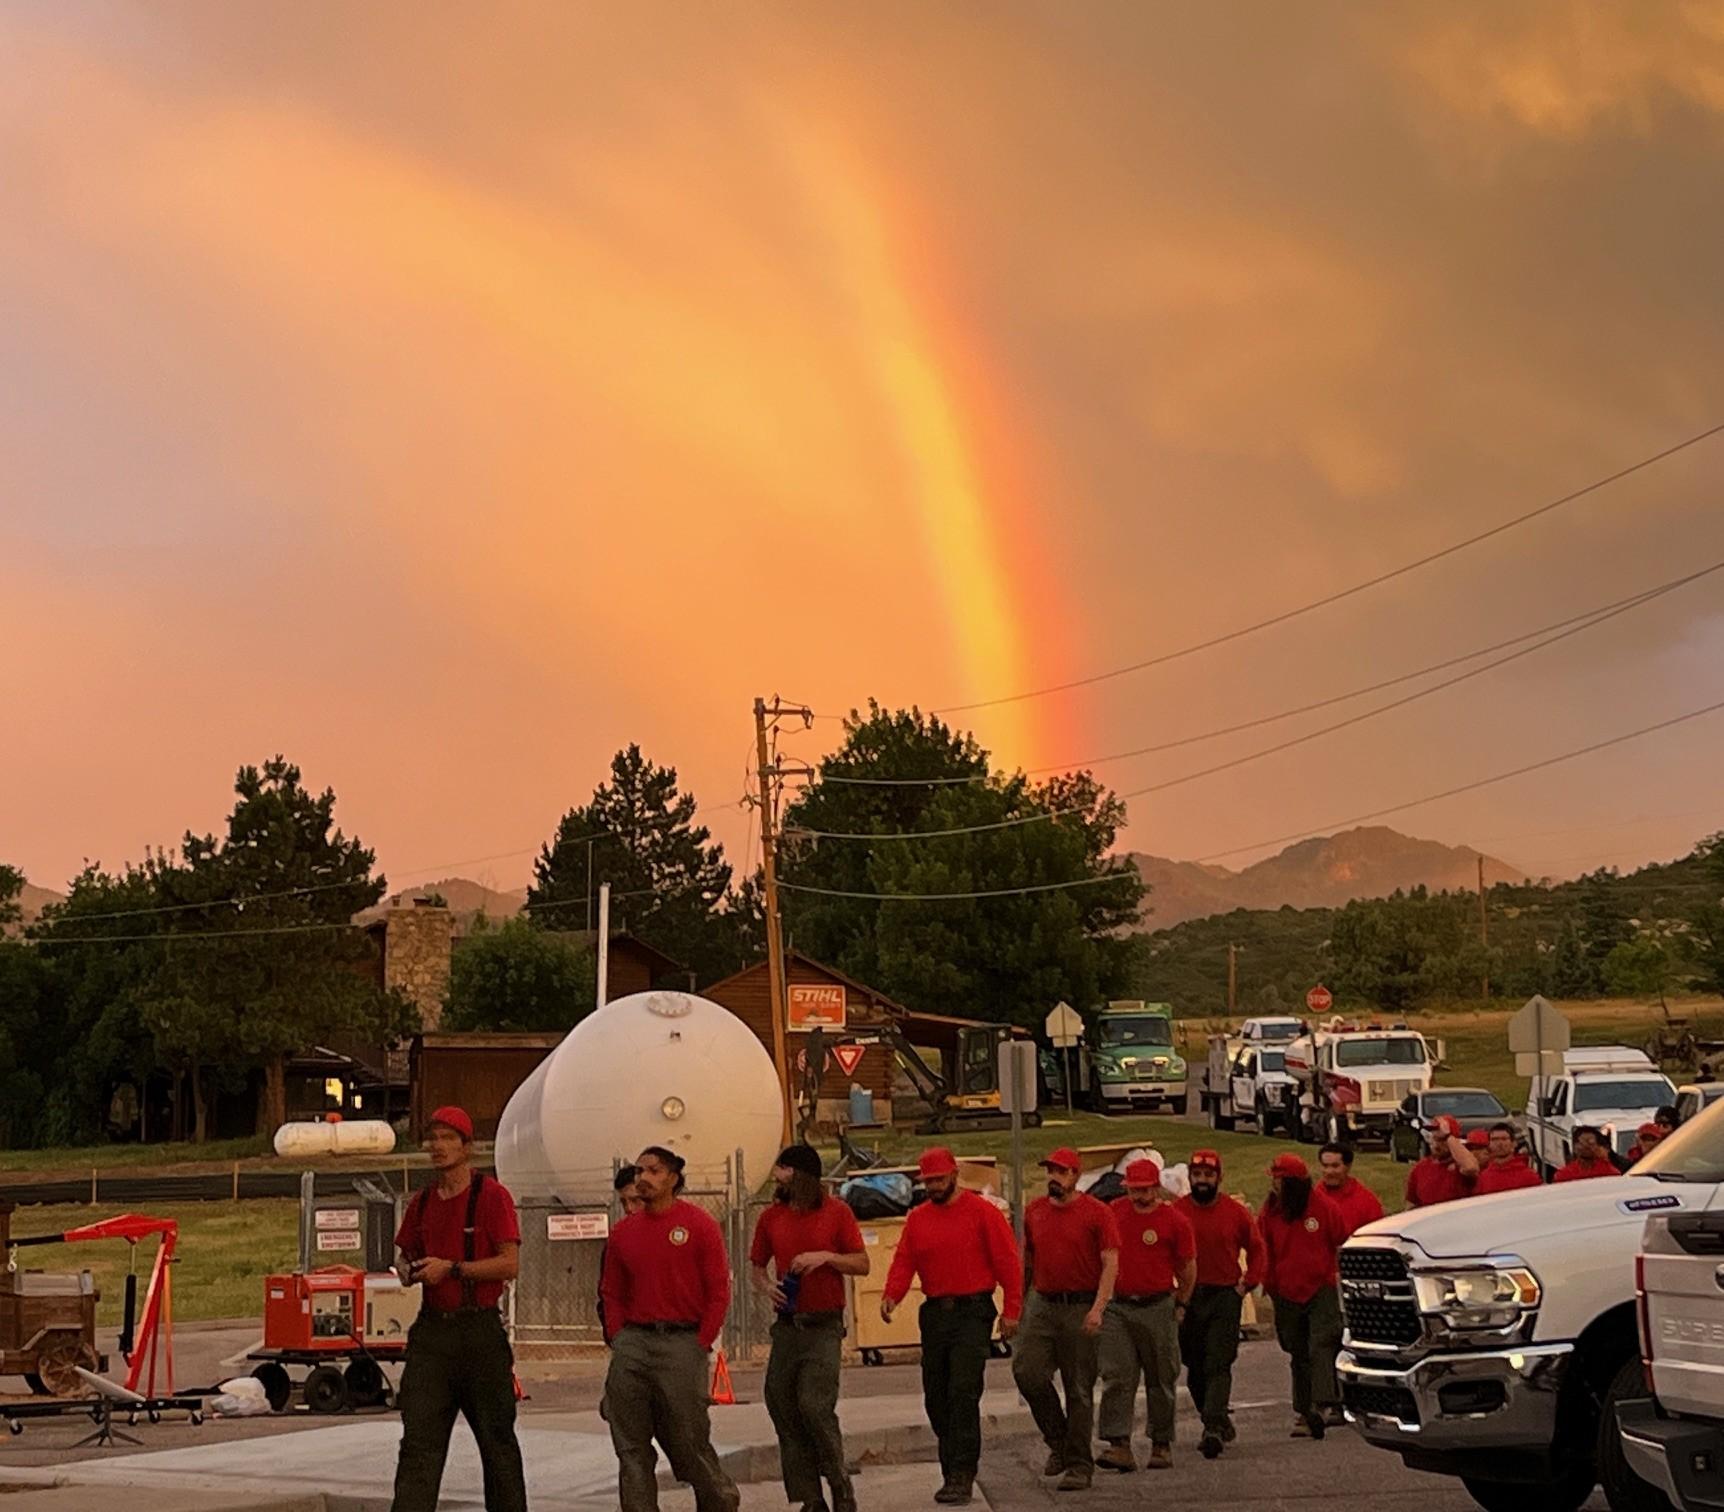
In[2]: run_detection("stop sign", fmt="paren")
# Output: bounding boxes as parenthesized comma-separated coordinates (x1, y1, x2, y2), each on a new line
(1306, 984, 1333, 1013)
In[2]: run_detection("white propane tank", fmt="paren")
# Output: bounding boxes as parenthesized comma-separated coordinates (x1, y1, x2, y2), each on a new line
(494, 990, 783, 1205)
(330, 1119, 397, 1156)
(272, 1121, 336, 1158)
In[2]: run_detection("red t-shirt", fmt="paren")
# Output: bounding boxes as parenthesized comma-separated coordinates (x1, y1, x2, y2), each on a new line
(1025, 1193, 1121, 1294)
(600, 1199, 731, 1349)
(394, 1173, 522, 1312)
(1475, 1157, 1542, 1195)
(1109, 1198, 1195, 1296)
(1405, 1158, 1476, 1208)
(749, 1196, 866, 1314)
(1259, 1189, 1346, 1305)
(1173, 1193, 1267, 1289)
(884, 1191, 1024, 1321)
(1322, 1177, 1385, 1238)
(1554, 1157, 1620, 1183)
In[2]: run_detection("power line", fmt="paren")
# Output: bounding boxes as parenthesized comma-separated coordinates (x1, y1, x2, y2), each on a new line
(791, 558, 1724, 842)
(937, 420, 1724, 714)
(1193, 696, 1724, 864)
(777, 871, 1140, 903)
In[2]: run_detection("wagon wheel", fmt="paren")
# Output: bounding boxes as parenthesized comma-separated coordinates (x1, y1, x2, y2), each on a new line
(24, 1334, 98, 1398)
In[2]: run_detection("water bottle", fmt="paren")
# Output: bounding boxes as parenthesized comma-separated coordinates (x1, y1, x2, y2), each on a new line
(778, 1270, 801, 1318)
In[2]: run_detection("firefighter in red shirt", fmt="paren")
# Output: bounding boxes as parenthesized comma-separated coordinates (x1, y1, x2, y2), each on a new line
(1554, 1125, 1622, 1182)
(1013, 1147, 1120, 1491)
(1173, 1149, 1266, 1460)
(1316, 1143, 1382, 1238)
(601, 1146, 740, 1512)
(1628, 1122, 1667, 1165)
(1259, 1154, 1345, 1440)
(882, 1148, 1023, 1507)
(1474, 1123, 1542, 1194)
(1096, 1156, 1193, 1474)
(389, 1105, 526, 1512)
(749, 1145, 869, 1512)
(1403, 1115, 1480, 1207)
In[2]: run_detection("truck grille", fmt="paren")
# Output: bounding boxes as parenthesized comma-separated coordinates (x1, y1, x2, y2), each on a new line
(1343, 1382, 1419, 1427)
(1339, 1246, 1422, 1346)
(1366, 1078, 1417, 1103)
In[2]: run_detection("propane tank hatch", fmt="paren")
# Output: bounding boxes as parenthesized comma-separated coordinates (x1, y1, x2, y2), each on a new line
(661, 1097, 686, 1121)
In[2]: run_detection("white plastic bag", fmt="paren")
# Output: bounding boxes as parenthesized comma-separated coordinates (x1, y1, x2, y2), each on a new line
(210, 1374, 272, 1417)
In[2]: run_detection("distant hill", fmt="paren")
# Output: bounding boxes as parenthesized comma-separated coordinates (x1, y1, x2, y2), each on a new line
(1129, 826, 1525, 929)
(3, 882, 67, 935)
(356, 878, 527, 932)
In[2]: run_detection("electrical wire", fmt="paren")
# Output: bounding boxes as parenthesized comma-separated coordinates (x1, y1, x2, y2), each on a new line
(776, 871, 1140, 902)
(937, 420, 1724, 714)
(792, 558, 1724, 841)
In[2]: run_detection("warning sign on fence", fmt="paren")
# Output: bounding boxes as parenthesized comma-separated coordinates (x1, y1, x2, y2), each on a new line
(547, 1213, 610, 1241)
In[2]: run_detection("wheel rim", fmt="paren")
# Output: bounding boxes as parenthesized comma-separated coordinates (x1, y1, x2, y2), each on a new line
(36, 1338, 92, 1398)
(305, 1367, 348, 1414)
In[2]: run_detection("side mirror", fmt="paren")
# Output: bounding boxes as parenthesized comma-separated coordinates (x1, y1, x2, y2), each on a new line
(1432, 1039, 1447, 1067)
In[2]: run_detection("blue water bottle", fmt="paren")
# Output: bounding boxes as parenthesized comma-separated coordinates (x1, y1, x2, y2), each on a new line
(778, 1270, 801, 1317)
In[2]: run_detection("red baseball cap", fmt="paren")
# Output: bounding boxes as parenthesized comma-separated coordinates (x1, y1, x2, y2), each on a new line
(1038, 1147, 1083, 1173)
(1269, 1153, 1308, 1180)
(1466, 1129, 1490, 1149)
(428, 1105, 474, 1142)
(1429, 1114, 1461, 1139)
(1123, 1158, 1163, 1187)
(1638, 1122, 1661, 1139)
(1189, 1148, 1222, 1171)
(918, 1147, 958, 1178)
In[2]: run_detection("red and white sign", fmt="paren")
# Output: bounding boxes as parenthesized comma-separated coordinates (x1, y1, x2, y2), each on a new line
(833, 1044, 867, 1077)
(1306, 984, 1333, 1013)
(789, 984, 848, 1029)
(547, 1213, 609, 1241)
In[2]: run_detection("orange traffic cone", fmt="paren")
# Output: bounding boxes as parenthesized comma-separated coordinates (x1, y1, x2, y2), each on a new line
(709, 1350, 736, 1405)
(512, 1370, 528, 1402)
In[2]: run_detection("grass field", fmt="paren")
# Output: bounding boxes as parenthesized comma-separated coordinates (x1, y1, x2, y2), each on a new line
(0, 1135, 274, 1174)
(7, 1200, 299, 1326)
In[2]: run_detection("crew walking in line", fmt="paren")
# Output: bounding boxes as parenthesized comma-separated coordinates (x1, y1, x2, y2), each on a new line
(1096, 1157, 1193, 1474)
(600, 1147, 740, 1512)
(1258, 1154, 1345, 1441)
(1473, 1123, 1541, 1194)
(1173, 1149, 1266, 1461)
(1554, 1125, 1621, 1182)
(882, 1147, 1023, 1508)
(1316, 1143, 1383, 1237)
(389, 1105, 528, 1512)
(1403, 1115, 1480, 1207)
(1013, 1148, 1120, 1492)
(750, 1145, 869, 1512)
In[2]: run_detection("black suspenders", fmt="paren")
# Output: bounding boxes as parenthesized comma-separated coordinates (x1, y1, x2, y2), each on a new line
(414, 1170, 487, 1310)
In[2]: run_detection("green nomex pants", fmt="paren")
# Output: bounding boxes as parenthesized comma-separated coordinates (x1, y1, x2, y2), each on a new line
(763, 1314, 852, 1508)
(1178, 1284, 1243, 1435)
(1010, 1295, 1098, 1474)
(390, 1307, 527, 1512)
(605, 1327, 741, 1512)
(1271, 1285, 1342, 1416)
(1096, 1295, 1179, 1447)
(918, 1294, 996, 1483)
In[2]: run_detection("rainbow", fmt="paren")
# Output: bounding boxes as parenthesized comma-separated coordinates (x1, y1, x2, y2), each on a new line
(785, 134, 1083, 773)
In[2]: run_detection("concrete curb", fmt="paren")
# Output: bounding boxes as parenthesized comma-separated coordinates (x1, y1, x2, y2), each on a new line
(704, 1405, 1038, 1485)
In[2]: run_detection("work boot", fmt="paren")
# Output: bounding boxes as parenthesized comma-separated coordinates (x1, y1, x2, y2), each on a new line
(1096, 1440, 1136, 1473)
(830, 1487, 857, 1512)
(1056, 1467, 1092, 1492)
(1042, 1450, 1065, 1477)
(1305, 1411, 1327, 1441)
(934, 1477, 972, 1505)
(799, 1502, 828, 1512)
(1290, 1413, 1311, 1438)
(1221, 1414, 1237, 1443)
(1322, 1405, 1347, 1429)
(1147, 1443, 1173, 1471)
(1200, 1430, 1223, 1460)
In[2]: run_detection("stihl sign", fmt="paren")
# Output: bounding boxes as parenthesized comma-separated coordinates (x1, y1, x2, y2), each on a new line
(788, 984, 847, 1028)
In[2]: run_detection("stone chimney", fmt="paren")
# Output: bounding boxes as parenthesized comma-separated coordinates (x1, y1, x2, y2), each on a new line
(383, 899, 455, 1031)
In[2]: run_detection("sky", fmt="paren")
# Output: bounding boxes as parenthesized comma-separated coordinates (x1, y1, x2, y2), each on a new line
(4, 1, 1723, 899)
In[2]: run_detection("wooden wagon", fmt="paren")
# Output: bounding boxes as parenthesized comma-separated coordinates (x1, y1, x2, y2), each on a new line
(0, 1200, 108, 1396)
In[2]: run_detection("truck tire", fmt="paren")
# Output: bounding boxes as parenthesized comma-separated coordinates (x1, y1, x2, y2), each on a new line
(1599, 1355, 1675, 1512)
(1461, 1472, 1593, 1512)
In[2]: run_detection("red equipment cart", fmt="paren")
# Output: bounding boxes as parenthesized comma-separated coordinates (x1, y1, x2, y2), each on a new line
(246, 1264, 417, 1413)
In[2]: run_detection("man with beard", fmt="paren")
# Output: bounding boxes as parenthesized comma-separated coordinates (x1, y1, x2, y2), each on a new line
(882, 1148, 1023, 1507)
(1473, 1124, 1541, 1194)
(1096, 1156, 1193, 1474)
(749, 1145, 868, 1512)
(1013, 1148, 1120, 1492)
(1403, 1115, 1480, 1208)
(1315, 1143, 1382, 1238)
(1258, 1154, 1345, 1440)
(1173, 1150, 1265, 1460)
(1554, 1125, 1623, 1182)
(601, 1146, 739, 1512)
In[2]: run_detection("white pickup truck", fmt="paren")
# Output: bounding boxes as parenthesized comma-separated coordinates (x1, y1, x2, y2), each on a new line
(1336, 1103, 1724, 1512)
(1526, 1046, 1676, 1175)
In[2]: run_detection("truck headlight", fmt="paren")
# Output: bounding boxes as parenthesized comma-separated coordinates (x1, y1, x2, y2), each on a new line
(1097, 1062, 1127, 1081)
(1412, 1266, 1540, 1330)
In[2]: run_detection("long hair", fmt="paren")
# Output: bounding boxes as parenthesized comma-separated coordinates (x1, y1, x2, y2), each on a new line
(1273, 1175, 1312, 1222)
(783, 1168, 824, 1213)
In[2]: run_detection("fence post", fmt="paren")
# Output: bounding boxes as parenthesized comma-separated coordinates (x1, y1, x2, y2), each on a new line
(232, 1161, 240, 1202)
(90, 1168, 97, 1205)
(297, 1168, 316, 1272)
(731, 1147, 747, 1359)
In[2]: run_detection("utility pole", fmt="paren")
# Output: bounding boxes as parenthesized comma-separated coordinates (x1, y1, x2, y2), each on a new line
(753, 696, 814, 1148)
(1227, 944, 1238, 1017)
(1477, 854, 1490, 1001)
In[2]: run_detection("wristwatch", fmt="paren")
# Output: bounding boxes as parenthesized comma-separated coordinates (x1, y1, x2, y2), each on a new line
(451, 1260, 464, 1281)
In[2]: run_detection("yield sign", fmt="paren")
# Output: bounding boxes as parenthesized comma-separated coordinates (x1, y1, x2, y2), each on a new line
(833, 1044, 867, 1077)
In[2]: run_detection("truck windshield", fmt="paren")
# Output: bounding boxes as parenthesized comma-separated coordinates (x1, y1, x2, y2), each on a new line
(1573, 1078, 1676, 1112)
(1259, 1050, 1285, 1073)
(1254, 1020, 1303, 1040)
(1335, 1037, 1426, 1067)
(1100, 1017, 1172, 1047)
(1424, 1091, 1503, 1118)
(1634, 1100, 1724, 1181)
